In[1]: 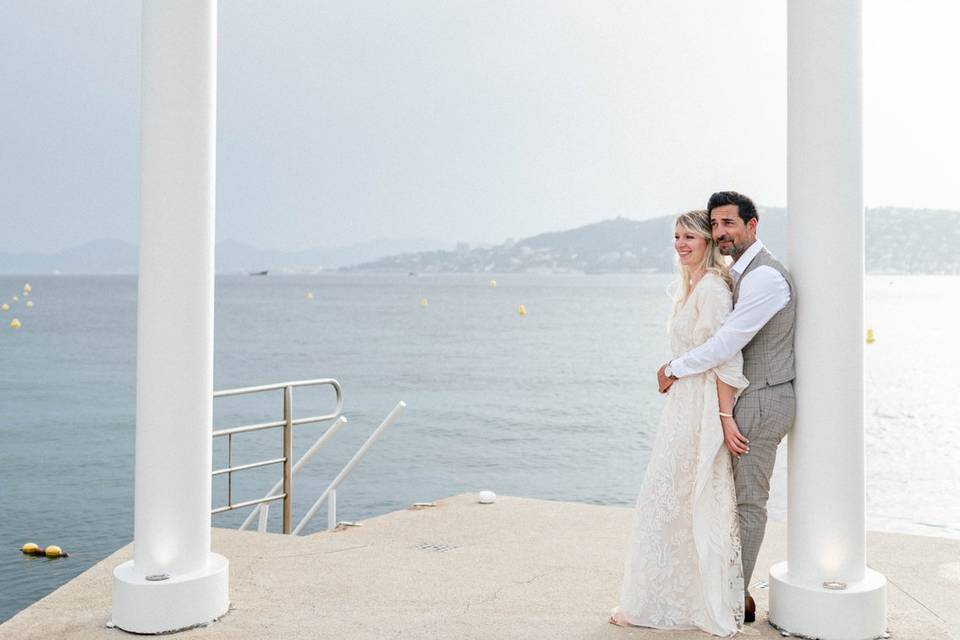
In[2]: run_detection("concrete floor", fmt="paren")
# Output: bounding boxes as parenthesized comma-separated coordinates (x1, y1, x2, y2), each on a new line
(1, 494, 956, 639)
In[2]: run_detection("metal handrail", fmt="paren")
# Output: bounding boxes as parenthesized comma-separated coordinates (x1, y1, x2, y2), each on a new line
(213, 378, 344, 401)
(212, 457, 285, 477)
(210, 378, 343, 533)
(211, 493, 286, 515)
(293, 400, 406, 535)
(238, 415, 348, 531)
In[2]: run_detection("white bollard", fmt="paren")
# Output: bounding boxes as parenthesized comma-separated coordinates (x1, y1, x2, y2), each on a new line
(769, 2, 886, 638)
(112, 0, 228, 633)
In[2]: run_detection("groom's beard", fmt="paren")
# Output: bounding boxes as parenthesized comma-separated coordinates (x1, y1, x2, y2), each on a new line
(717, 239, 739, 257)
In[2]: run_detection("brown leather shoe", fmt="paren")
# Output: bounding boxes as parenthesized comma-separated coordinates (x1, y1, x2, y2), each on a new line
(744, 595, 756, 623)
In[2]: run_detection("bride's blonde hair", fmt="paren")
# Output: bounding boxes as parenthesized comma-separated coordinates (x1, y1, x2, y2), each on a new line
(672, 209, 733, 315)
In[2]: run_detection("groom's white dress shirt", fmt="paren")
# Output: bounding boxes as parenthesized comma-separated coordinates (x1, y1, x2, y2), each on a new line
(669, 239, 790, 378)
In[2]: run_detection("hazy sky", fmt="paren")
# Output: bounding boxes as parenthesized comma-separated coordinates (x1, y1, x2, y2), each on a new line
(2, 1, 958, 253)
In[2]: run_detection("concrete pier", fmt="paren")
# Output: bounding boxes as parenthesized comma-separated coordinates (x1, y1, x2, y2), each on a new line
(2, 494, 956, 639)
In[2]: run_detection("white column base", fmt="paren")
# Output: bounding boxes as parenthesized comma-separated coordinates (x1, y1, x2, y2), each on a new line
(111, 553, 229, 634)
(769, 561, 887, 640)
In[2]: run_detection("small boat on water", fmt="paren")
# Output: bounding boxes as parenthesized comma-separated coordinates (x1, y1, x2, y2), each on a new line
(249, 270, 268, 276)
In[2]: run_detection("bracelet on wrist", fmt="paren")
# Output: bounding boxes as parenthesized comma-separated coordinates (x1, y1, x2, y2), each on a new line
(719, 412, 734, 418)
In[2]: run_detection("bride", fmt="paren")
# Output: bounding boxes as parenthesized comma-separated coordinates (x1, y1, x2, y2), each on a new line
(610, 209, 749, 636)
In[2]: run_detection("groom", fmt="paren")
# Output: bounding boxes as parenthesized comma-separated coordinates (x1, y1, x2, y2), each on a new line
(656, 191, 796, 624)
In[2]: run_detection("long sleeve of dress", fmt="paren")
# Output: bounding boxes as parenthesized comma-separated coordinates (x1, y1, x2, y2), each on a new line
(693, 275, 749, 399)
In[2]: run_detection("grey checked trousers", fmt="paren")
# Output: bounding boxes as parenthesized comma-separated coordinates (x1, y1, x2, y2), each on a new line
(732, 381, 795, 597)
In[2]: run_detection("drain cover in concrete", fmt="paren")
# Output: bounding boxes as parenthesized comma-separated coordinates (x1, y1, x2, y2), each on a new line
(415, 542, 458, 553)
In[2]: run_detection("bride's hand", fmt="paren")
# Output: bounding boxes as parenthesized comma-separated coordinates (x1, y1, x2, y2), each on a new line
(721, 416, 749, 456)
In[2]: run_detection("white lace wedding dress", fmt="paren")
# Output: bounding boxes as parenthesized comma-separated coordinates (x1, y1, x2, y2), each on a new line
(613, 272, 748, 636)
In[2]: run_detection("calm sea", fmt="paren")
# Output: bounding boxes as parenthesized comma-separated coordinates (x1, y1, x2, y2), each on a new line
(0, 273, 957, 623)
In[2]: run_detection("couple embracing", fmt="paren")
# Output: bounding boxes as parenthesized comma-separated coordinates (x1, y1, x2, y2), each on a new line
(611, 191, 796, 636)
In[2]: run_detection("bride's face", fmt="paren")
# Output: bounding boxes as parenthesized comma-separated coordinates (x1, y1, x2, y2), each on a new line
(674, 224, 708, 269)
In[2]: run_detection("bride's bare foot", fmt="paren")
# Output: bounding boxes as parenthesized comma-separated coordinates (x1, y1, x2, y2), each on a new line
(608, 611, 631, 627)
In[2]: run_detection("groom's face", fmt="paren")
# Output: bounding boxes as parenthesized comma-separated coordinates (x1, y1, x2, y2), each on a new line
(710, 205, 756, 258)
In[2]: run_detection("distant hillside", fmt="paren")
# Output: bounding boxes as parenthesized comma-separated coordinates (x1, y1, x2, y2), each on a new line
(213, 237, 452, 274)
(3, 207, 957, 275)
(0, 239, 140, 275)
(341, 207, 960, 275)
(866, 207, 960, 273)
(0, 237, 451, 275)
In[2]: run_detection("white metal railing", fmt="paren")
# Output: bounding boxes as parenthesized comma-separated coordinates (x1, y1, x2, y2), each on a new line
(293, 401, 406, 535)
(210, 378, 343, 533)
(238, 415, 348, 532)
(210, 377, 405, 535)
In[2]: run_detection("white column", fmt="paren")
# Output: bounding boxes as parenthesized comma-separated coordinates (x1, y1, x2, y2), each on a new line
(769, 1, 886, 638)
(112, 0, 229, 633)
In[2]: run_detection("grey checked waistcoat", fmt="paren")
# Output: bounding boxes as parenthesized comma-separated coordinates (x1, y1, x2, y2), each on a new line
(734, 249, 796, 395)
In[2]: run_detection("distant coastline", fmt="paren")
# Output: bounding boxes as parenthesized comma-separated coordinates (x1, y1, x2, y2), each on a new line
(341, 207, 960, 276)
(2, 207, 958, 275)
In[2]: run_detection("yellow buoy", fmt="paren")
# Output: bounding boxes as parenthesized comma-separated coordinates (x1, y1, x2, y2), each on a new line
(21, 542, 40, 554)
(23, 283, 32, 292)
(26, 300, 34, 308)
(10, 318, 21, 329)
(420, 298, 428, 308)
(1, 303, 8, 311)
(517, 304, 526, 316)
(306, 291, 314, 300)
(866, 328, 875, 344)
(44, 545, 68, 558)
(23, 291, 29, 297)
(12, 295, 18, 302)
(489, 279, 497, 289)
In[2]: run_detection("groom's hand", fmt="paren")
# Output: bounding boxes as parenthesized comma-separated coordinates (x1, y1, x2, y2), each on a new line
(657, 364, 675, 394)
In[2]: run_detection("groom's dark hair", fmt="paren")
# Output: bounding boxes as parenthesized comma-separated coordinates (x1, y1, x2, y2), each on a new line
(707, 191, 758, 224)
